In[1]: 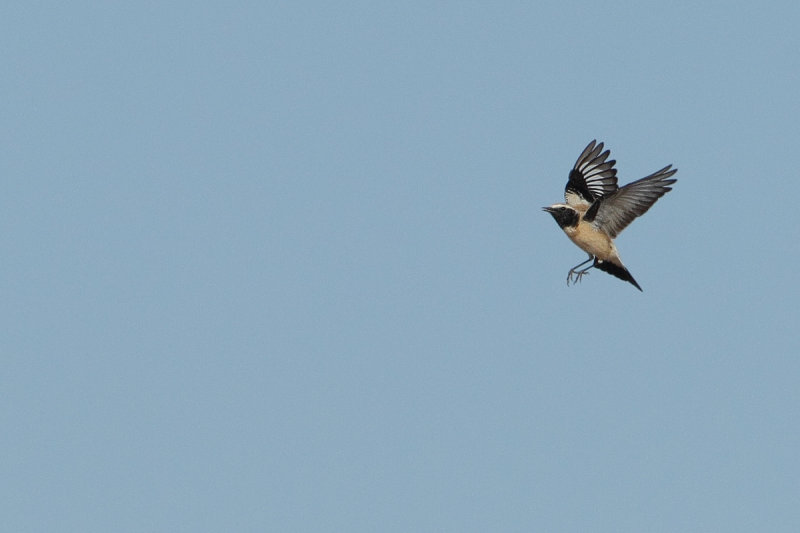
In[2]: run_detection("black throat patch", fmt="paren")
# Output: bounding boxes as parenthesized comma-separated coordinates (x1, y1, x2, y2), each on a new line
(547, 207, 579, 229)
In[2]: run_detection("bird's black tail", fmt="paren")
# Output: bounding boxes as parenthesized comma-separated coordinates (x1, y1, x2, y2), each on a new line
(593, 258, 642, 291)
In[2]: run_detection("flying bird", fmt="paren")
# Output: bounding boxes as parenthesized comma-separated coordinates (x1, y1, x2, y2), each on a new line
(543, 140, 677, 291)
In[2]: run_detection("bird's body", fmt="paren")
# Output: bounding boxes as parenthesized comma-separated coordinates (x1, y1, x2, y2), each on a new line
(544, 140, 677, 291)
(562, 217, 618, 262)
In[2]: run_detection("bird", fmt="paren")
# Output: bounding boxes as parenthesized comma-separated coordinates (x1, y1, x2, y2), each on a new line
(543, 140, 677, 291)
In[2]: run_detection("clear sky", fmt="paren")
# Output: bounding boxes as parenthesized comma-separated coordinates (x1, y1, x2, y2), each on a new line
(2, 2, 799, 532)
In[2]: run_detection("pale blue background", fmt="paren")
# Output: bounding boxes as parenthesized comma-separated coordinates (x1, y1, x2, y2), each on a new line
(2, 2, 799, 531)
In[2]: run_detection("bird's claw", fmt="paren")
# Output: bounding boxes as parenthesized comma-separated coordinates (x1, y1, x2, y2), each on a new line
(566, 269, 590, 286)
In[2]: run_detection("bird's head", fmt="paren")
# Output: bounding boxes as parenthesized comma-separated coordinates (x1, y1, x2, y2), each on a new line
(542, 204, 579, 229)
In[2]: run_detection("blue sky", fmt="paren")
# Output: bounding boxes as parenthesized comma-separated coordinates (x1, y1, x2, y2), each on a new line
(2, 2, 799, 531)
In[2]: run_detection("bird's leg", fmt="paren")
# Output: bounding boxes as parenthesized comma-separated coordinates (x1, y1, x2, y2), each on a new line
(567, 255, 594, 286)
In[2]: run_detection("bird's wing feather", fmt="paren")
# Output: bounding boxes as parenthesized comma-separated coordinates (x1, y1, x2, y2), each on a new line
(565, 140, 619, 207)
(591, 165, 677, 238)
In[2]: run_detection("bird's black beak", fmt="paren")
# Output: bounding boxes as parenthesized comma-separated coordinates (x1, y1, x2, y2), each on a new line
(542, 206, 555, 213)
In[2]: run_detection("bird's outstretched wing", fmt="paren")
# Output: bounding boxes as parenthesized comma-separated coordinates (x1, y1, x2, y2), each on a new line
(588, 165, 677, 238)
(565, 140, 619, 208)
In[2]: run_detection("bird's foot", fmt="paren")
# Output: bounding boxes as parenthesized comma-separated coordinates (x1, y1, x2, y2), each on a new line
(566, 269, 590, 286)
